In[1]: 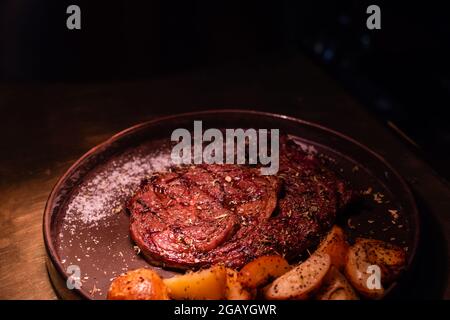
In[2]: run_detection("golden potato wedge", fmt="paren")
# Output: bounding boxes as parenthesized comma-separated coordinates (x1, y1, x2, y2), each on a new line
(356, 238, 406, 285)
(264, 253, 331, 300)
(163, 265, 227, 300)
(107, 268, 169, 300)
(344, 239, 385, 299)
(225, 269, 254, 300)
(316, 225, 349, 271)
(315, 266, 359, 300)
(238, 255, 291, 289)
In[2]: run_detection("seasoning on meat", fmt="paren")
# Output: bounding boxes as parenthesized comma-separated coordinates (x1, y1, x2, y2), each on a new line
(128, 136, 352, 269)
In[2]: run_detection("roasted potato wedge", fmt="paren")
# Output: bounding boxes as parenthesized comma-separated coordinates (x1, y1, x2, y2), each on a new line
(264, 253, 331, 300)
(225, 269, 255, 300)
(238, 255, 291, 289)
(315, 266, 359, 300)
(344, 238, 405, 299)
(163, 265, 227, 300)
(107, 268, 169, 300)
(316, 225, 349, 271)
(357, 238, 406, 285)
(344, 240, 384, 299)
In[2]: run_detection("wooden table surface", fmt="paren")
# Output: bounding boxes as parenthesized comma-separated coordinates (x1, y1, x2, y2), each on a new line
(1, 53, 449, 299)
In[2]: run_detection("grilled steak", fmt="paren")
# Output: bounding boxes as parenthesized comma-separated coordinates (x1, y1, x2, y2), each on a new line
(128, 137, 352, 269)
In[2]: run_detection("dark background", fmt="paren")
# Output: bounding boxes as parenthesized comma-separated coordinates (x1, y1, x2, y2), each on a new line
(1, 0, 450, 180)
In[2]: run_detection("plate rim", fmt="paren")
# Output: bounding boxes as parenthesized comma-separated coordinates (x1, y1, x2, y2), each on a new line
(43, 109, 420, 300)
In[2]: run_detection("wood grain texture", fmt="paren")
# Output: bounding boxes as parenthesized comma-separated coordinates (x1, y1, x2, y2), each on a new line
(0, 53, 449, 299)
(0, 170, 60, 299)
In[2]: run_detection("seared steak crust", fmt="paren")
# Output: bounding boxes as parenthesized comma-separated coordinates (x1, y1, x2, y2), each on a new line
(128, 137, 352, 269)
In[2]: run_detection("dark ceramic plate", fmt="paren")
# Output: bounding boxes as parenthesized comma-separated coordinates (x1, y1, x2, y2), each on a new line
(43, 110, 419, 300)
